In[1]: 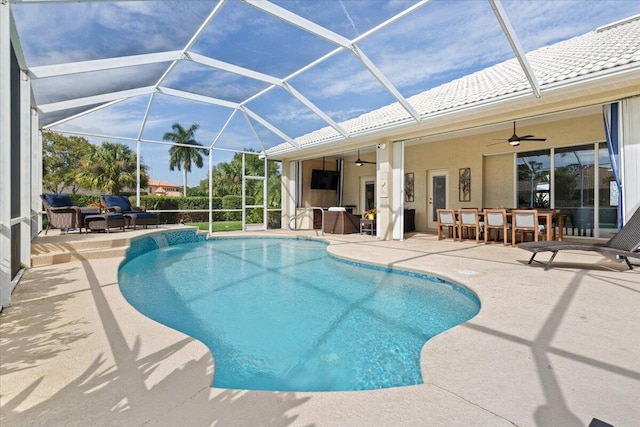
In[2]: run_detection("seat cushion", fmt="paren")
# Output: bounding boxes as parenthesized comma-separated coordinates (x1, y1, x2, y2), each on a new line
(45, 194, 73, 207)
(103, 195, 132, 212)
(126, 212, 158, 220)
(85, 213, 125, 220)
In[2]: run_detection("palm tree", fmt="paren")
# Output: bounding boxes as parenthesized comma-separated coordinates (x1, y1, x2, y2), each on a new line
(76, 142, 148, 194)
(164, 123, 208, 196)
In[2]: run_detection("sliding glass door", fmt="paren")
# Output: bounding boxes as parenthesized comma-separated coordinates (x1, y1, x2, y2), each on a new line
(516, 142, 616, 239)
(517, 150, 550, 209)
(554, 145, 595, 237)
(597, 143, 619, 239)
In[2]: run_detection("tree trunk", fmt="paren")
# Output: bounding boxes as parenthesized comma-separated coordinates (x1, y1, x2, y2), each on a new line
(183, 168, 188, 197)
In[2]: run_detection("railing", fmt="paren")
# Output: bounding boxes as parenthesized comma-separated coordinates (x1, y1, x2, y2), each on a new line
(288, 207, 324, 236)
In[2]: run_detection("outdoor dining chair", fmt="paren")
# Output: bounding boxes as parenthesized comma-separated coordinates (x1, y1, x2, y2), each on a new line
(458, 208, 483, 242)
(511, 209, 545, 247)
(483, 209, 509, 245)
(436, 209, 458, 240)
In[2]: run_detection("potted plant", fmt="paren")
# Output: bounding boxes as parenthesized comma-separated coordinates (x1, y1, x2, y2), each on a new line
(364, 207, 376, 219)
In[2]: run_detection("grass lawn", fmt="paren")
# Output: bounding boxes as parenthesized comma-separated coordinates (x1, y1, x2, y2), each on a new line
(185, 221, 243, 232)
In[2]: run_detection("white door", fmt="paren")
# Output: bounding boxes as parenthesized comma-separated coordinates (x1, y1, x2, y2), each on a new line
(427, 169, 448, 229)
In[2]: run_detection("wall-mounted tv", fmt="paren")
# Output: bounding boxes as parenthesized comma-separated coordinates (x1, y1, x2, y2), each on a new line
(310, 169, 340, 190)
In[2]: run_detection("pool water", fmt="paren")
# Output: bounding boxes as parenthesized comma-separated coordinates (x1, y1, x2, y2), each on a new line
(118, 237, 479, 392)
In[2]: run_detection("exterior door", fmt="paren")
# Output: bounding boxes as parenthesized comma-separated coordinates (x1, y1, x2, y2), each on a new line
(428, 169, 448, 229)
(360, 175, 376, 214)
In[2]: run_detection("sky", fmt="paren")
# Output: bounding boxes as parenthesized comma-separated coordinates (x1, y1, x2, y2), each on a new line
(11, 0, 640, 186)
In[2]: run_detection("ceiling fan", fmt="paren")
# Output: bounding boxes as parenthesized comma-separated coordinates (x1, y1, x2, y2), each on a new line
(355, 150, 376, 166)
(489, 122, 547, 146)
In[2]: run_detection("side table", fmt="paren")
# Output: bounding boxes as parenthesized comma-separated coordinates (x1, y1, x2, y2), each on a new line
(360, 218, 376, 235)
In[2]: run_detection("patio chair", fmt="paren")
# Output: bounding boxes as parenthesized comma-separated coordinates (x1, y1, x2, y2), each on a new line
(41, 194, 99, 235)
(511, 209, 545, 247)
(101, 195, 159, 230)
(518, 207, 640, 271)
(483, 209, 509, 245)
(436, 209, 457, 240)
(458, 208, 483, 242)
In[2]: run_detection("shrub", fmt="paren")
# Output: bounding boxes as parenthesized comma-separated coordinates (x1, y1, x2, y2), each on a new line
(139, 196, 179, 224)
(70, 194, 100, 207)
(222, 195, 255, 221)
(176, 196, 223, 222)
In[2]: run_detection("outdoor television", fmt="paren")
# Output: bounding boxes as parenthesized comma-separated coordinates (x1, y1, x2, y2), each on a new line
(310, 169, 340, 190)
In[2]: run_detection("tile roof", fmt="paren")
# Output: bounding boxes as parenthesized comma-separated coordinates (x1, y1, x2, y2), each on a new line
(268, 15, 640, 155)
(148, 178, 181, 188)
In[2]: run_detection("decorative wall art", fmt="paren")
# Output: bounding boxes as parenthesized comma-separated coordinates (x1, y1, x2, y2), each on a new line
(459, 167, 471, 202)
(404, 172, 414, 202)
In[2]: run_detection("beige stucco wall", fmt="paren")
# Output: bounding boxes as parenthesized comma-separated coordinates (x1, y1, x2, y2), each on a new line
(405, 137, 484, 230)
(483, 154, 514, 209)
(284, 113, 606, 236)
(404, 113, 605, 231)
(301, 158, 340, 208)
(341, 153, 376, 214)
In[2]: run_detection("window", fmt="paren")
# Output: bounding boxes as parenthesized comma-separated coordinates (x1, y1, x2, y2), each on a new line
(554, 144, 595, 237)
(517, 150, 550, 209)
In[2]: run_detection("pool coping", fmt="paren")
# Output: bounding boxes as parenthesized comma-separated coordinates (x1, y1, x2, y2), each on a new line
(2, 228, 639, 426)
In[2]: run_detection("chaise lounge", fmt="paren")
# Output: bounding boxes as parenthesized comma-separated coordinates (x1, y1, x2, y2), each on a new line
(518, 207, 640, 270)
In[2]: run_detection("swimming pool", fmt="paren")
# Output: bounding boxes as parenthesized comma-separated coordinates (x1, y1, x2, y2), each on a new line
(118, 236, 480, 392)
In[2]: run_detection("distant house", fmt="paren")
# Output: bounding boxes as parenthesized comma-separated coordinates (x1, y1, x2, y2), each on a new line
(147, 179, 182, 197)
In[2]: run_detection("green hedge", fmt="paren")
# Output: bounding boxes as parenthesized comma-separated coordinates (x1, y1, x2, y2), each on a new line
(64, 194, 248, 224)
(138, 195, 228, 223)
(222, 195, 255, 221)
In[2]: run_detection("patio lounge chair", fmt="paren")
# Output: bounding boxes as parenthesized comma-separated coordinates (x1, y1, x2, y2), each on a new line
(101, 195, 159, 230)
(41, 194, 99, 234)
(518, 207, 640, 270)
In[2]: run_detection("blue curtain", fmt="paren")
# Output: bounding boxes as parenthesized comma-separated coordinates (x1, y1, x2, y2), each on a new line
(603, 103, 623, 229)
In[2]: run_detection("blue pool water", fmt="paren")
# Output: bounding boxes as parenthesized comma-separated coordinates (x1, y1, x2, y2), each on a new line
(118, 237, 479, 392)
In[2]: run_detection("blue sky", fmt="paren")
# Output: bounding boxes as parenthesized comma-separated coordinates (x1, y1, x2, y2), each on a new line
(12, 0, 640, 186)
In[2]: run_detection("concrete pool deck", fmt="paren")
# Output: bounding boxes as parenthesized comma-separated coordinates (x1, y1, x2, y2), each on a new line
(1, 227, 639, 426)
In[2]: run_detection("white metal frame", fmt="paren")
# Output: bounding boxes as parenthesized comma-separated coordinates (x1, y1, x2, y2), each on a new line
(19, 0, 540, 155)
(1, 0, 580, 309)
(1, 1, 12, 307)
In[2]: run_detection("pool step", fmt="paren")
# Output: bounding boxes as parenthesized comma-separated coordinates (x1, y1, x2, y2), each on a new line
(31, 236, 131, 267)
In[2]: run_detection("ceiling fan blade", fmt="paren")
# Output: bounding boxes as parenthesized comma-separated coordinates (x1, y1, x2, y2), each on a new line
(487, 141, 506, 146)
(519, 134, 534, 139)
(520, 137, 547, 141)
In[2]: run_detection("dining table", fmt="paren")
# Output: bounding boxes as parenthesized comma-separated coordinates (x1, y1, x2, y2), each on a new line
(457, 209, 564, 241)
